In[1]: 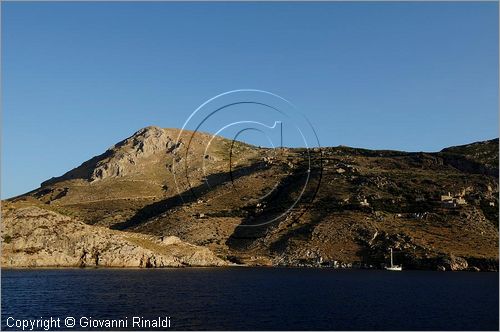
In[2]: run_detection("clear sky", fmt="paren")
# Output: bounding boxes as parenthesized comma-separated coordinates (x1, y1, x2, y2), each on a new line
(2, 2, 498, 198)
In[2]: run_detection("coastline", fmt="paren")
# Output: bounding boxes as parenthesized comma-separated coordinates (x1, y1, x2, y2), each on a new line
(2, 262, 497, 272)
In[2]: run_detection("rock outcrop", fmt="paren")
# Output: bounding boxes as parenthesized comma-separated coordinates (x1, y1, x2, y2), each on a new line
(91, 126, 182, 182)
(1, 205, 227, 268)
(438, 254, 469, 271)
(41, 126, 184, 186)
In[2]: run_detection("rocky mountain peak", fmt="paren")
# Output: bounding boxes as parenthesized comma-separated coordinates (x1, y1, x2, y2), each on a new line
(40, 126, 185, 186)
(113, 126, 173, 156)
(90, 126, 182, 182)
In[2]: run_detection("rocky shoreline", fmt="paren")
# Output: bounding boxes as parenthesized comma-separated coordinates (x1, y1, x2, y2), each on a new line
(2, 263, 497, 272)
(2, 205, 497, 271)
(1, 205, 227, 268)
(272, 257, 499, 272)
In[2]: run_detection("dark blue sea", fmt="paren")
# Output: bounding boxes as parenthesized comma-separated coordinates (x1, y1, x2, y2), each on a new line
(1, 268, 498, 330)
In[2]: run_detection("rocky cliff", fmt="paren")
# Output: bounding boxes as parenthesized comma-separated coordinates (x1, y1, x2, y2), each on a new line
(1, 203, 226, 268)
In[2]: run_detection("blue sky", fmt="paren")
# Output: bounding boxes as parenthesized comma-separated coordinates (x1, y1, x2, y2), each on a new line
(2, 2, 498, 198)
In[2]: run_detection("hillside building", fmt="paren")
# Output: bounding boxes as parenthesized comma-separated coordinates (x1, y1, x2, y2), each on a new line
(440, 191, 467, 208)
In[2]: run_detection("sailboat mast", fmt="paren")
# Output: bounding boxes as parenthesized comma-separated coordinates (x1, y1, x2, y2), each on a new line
(390, 248, 393, 267)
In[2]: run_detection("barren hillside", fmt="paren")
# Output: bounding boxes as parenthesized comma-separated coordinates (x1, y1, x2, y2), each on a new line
(4, 126, 498, 270)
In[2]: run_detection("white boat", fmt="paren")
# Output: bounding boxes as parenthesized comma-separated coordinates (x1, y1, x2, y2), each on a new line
(385, 248, 402, 271)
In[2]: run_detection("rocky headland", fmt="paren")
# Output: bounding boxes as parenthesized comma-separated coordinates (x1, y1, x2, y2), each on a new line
(3, 127, 498, 270)
(1, 204, 226, 268)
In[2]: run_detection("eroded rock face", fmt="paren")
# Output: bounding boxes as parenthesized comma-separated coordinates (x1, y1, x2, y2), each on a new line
(439, 254, 469, 271)
(90, 126, 182, 182)
(1, 206, 226, 268)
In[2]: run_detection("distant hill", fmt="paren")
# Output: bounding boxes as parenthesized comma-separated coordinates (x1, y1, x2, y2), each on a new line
(439, 138, 499, 176)
(3, 127, 498, 271)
